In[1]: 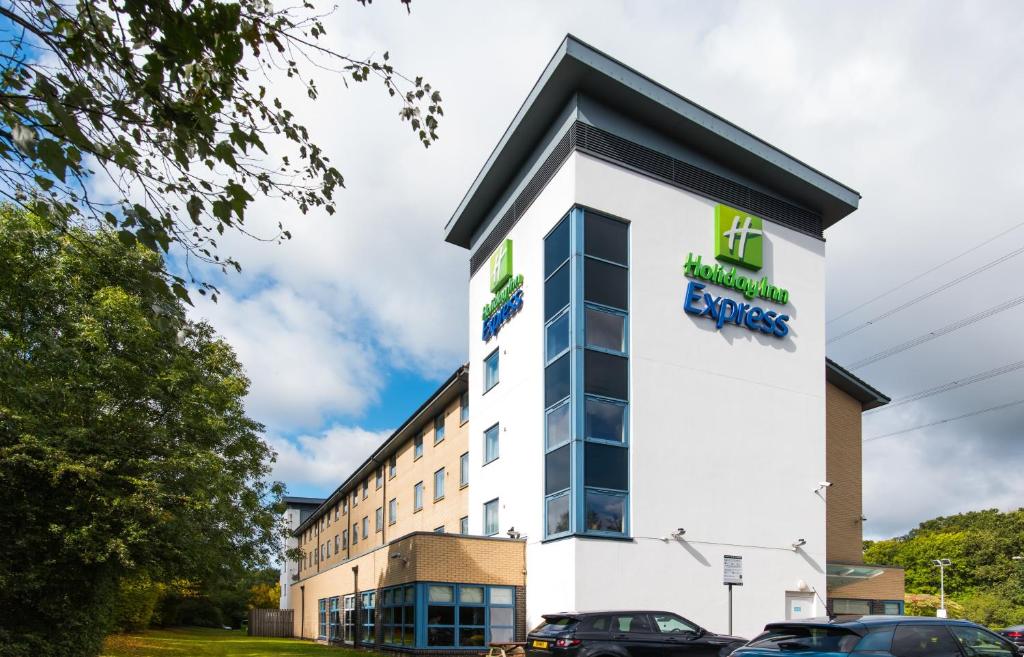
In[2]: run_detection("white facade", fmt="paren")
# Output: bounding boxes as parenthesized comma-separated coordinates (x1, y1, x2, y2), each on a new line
(467, 152, 828, 639)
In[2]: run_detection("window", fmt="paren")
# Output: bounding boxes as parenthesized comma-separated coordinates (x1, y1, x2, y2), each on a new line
(362, 480, 368, 499)
(460, 516, 469, 535)
(343, 498, 348, 514)
(423, 584, 513, 648)
(334, 506, 339, 521)
(483, 499, 499, 536)
(949, 626, 1015, 657)
(352, 490, 358, 507)
(360, 591, 376, 644)
(832, 599, 872, 615)
(375, 507, 383, 533)
(545, 444, 570, 495)
(882, 601, 903, 615)
(585, 490, 626, 533)
(388, 498, 397, 525)
(342, 529, 349, 549)
(892, 624, 962, 657)
(334, 534, 339, 553)
(751, 627, 862, 652)
(342, 595, 355, 643)
(414, 482, 424, 511)
(545, 400, 570, 449)
(546, 311, 569, 361)
(434, 414, 445, 444)
(414, 434, 423, 460)
(484, 349, 499, 392)
(434, 468, 445, 501)
(460, 452, 469, 487)
(586, 398, 626, 443)
(376, 467, 383, 489)
(610, 613, 652, 633)
(586, 307, 626, 352)
(381, 585, 416, 646)
(484, 424, 499, 464)
(388, 455, 396, 479)
(544, 353, 570, 407)
(546, 494, 570, 535)
(329, 596, 340, 641)
(352, 522, 358, 545)
(651, 613, 699, 634)
(325, 541, 330, 558)
(434, 526, 445, 533)
(460, 391, 469, 424)
(362, 516, 368, 539)
(318, 599, 327, 638)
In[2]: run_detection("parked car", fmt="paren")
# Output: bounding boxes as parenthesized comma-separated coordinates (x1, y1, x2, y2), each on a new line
(526, 610, 746, 657)
(729, 616, 1024, 657)
(1001, 626, 1024, 647)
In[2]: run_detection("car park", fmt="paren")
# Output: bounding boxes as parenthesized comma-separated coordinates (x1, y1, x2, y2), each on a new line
(729, 616, 1024, 657)
(526, 610, 746, 657)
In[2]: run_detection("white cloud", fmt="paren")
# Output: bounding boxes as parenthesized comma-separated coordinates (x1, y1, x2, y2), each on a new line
(269, 425, 391, 491)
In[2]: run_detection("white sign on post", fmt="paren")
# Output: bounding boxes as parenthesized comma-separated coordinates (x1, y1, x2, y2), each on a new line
(724, 555, 743, 586)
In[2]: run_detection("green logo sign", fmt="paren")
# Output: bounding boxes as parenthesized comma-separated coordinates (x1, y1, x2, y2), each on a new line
(715, 204, 763, 271)
(489, 239, 514, 293)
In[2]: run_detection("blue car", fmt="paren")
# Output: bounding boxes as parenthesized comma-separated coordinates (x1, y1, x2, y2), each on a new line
(730, 616, 1024, 657)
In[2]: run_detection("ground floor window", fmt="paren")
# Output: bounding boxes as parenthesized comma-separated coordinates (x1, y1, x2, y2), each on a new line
(382, 584, 417, 646)
(318, 598, 327, 638)
(361, 591, 376, 644)
(328, 596, 340, 641)
(343, 594, 356, 643)
(832, 598, 872, 615)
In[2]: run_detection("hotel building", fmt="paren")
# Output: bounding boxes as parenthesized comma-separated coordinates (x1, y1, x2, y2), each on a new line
(283, 35, 904, 648)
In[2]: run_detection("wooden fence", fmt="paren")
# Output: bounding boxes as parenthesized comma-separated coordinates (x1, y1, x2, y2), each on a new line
(248, 608, 293, 637)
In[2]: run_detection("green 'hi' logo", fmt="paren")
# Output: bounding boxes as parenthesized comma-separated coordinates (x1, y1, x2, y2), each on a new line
(714, 204, 763, 271)
(489, 239, 514, 293)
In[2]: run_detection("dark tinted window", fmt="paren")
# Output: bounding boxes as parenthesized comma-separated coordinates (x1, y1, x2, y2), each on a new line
(584, 350, 628, 400)
(581, 616, 610, 632)
(585, 307, 625, 352)
(545, 262, 570, 320)
(750, 627, 862, 653)
(545, 217, 571, 278)
(545, 354, 570, 407)
(545, 445, 571, 495)
(532, 617, 579, 635)
(610, 614, 651, 633)
(855, 629, 894, 652)
(585, 491, 624, 532)
(546, 312, 570, 361)
(892, 625, 961, 657)
(584, 443, 628, 490)
(584, 258, 627, 310)
(545, 495, 569, 536)
(586, 398, 625, 442)
(584, 213, 627, 265)
(949, 625, 1016, 657)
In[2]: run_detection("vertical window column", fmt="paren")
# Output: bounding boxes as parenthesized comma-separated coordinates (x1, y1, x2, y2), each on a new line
(543, 213, 572, 537)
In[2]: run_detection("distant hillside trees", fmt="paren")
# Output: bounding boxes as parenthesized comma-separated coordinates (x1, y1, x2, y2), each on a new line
(864, 509, 1024, 627)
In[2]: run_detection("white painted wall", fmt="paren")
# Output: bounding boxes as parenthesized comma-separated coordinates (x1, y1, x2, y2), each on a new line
(279, 508, 301, 609)
(466, 151, 828, 640)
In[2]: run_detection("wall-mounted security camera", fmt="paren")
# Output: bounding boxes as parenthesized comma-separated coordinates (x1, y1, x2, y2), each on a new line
(814, 481, 833, 493)
(792, 538, 807, 550)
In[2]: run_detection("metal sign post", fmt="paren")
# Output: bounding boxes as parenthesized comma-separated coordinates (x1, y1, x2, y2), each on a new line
(723, 555, 743, 635)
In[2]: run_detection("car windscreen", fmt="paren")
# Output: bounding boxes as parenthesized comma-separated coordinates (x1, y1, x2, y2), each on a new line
(531, 617, 580, 636)
(749, 626, 862, 653)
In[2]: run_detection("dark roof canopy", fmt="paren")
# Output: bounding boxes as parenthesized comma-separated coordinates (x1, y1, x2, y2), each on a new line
(826, 358, 890, 411)
(445, 34, 860, 249)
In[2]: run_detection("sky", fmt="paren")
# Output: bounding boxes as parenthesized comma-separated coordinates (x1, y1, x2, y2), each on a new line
(183, 0, 1024, 541)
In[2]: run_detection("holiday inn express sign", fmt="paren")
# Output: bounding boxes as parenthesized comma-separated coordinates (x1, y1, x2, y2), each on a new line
(683, 204, 791, 338)
(482, 239, 524, 341)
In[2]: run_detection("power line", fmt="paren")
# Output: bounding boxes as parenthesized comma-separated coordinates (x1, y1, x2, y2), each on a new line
(864, 398, 1024, 443)
(828, 243, 1024, 344)
(867, 359, 1024, 412)
(828, 221, 1024, 326)
(848, 294, 1024, 370)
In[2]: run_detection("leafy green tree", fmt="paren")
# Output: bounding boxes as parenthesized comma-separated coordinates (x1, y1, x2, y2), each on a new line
(0, 0, 442, 299)
(0, 206, 283, 656)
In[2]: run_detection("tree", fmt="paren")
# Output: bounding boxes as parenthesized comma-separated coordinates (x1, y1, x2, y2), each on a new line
(0, 0, 442, 300)
(0, 205, 284, 656)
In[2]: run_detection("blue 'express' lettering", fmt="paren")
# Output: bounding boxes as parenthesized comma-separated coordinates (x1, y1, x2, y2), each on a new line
(683, 281, 789, 338)
(482, 289, 524, 341)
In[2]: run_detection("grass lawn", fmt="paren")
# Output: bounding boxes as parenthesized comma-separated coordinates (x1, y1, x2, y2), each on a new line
(102, 627, 376, 657)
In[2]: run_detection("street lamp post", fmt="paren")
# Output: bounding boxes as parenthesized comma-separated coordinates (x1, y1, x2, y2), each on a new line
(932, 559, 952, 618)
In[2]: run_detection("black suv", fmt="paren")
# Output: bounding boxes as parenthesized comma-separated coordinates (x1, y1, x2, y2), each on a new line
(526, 610, 746, 657)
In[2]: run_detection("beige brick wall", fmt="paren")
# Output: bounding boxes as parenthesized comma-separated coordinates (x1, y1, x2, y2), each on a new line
(293, 394, 471, 581)
(826, 382, 865, 565)
(288, 533, 525, 639)
(829, 566, 905, 601)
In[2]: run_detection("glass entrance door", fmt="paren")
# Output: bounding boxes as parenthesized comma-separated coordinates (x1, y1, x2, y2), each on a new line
(342, 594, 356, 643)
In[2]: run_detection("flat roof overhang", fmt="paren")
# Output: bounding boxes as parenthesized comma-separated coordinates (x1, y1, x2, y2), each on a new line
(445, 35, 860, 249)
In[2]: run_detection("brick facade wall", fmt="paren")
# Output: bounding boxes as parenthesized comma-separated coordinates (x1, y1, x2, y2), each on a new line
(825, 383, 865, 565)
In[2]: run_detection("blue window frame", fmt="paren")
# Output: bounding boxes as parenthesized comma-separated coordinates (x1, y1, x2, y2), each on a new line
(483, 424, 499, 464)
(434, 468, 445, 501)
(423, 583, 516, 648)
(381, 585, 416, 646)
(484, 349, 499, 392)
(434, 414, 445, 444)
(414, 482, 424, 511)
(544, 208, 630, 540)
(329, 596, 340, 641)
(484, 498, 499, 536)
(360, 591, 376, 644)
(318, 598, 328, 638)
